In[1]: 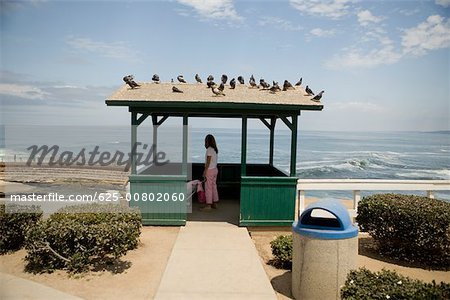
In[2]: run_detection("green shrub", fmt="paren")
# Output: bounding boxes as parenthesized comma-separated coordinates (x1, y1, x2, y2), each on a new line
(270, 235, 293, 269)
(341, 268, 450, 299)
(356, 194, 450, 269)
(0, 203, 42, 254)
(24, 203, 141, 273)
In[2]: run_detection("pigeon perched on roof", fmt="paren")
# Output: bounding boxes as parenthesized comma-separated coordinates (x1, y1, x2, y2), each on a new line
(295, 78, 302, 86)
(259, 79, 270, 89)
(207, 81, 216, 88)
(305, 85, 314, 96)
(311, 91, 324, 102)
(123, 75, 140, 89)
(249, 75, 257, 88)
(230, 78, 236, 89)
(172, 86, 183, 93)
(211, 86, 225, 96)
(283, 80, 295, 91)
(237, 76, 244, 84)
(195, 74, 202, 83)
(177, 75, 187, 83)
(207, 75, 214, 82)
(269, 81, 281, 93)
(152, 74, 160, 84)
(221, 74, 228, 84)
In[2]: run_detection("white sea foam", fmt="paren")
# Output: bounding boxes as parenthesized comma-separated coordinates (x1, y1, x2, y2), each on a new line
(395, 169, 450, 179)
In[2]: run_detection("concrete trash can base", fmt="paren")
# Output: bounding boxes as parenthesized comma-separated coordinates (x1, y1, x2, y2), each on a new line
(292, 201, 358, 300)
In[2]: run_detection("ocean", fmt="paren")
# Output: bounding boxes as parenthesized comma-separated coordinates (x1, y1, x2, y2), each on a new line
(2, 126, 449, 200)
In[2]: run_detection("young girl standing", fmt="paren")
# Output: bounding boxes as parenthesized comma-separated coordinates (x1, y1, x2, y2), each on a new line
(202, 134, 219, 210)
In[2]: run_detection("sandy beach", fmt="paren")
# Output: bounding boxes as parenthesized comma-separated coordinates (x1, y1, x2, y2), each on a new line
(1, 163, 129, 209)
(1, 163, 129, 184)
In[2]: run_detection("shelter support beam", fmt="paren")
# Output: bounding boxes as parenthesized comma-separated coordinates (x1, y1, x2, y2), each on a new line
(281, 116, 293, 130)
(156, 115, 169, 126)
(152, 115, 158, 165)
(241, 116, 247, 176)
(290, 115, 298, 177)
(259, 117, 277, 165)
(182, 115, 188, 175)
(259, 118, 271, 129)
(136, 113, 149, 126)
(131, 112, 138, 175)
(269, 117, 276, 166)
(151, 114, 171, 165)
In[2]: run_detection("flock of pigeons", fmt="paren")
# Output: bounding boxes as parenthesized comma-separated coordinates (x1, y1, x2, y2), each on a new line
(123, 74, 324, 102)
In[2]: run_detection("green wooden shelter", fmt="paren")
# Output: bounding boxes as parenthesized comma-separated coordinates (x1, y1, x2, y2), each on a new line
(106, 82, 323, 226)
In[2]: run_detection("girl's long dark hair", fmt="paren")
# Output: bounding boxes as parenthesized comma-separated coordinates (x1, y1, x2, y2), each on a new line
(205, 134, 218, 154)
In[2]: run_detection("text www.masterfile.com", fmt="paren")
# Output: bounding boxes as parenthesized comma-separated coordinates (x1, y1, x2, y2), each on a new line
(8, 192, 186, 202)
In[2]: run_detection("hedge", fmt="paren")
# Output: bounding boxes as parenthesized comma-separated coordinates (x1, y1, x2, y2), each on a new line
(0, 203, 42, 254)
(356, 194, 450, 269)
(270, 235, 293, 269)
(341, 268, 450, 299)
(25, 203, 141, 273)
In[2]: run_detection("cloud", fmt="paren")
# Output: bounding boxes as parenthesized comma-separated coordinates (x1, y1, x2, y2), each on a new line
(258, 16, 303, 31)
(310, 28, 336, 37)
(65, 36, 141, 63)
(326, 14, 450, 69)
(402, 15, 450, 56)
(326, 26, 401, 69)
(325, 27, 401, 69)
(0, 83, 50, 100)
(0, 72, 115, 107)
(290, 0, 353, 19)
(176, 0, 242, 21)
(0, 0, 47, 12)
(397, 8, 420, 17)
(436, 0, 450, 7)
(357, 10, 383, 26)
(0, 70, 32, 83)
(325, 44, 402, 69)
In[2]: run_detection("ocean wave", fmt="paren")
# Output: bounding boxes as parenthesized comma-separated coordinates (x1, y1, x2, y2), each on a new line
(298, 160, 369, 177)
(298, 153, 398, 172)
(395, 169, 450, 180)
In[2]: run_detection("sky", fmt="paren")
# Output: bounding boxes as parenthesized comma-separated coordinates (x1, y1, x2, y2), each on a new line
(0, 0, 449, 131)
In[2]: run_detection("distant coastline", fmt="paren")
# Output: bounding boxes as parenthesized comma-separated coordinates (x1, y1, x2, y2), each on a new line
(423, 130, 450, 134)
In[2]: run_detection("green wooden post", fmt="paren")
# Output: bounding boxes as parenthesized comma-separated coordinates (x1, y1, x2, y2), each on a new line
(152, 115, 158, 165)
(131, 112, 138, 175)
(290, 114, 298, 177)
(241, 116, 247, 176)
(269, 117, 276, 166)
(182, 115, 188, 175)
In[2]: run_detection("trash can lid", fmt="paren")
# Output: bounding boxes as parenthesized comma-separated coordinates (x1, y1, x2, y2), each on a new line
(292, 200, 358, 240)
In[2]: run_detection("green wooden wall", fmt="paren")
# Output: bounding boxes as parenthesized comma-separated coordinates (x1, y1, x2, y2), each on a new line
(240, 176, 297, 226)
(129, 175, 187, 225)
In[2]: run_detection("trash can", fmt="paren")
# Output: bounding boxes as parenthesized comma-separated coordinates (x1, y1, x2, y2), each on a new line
(291, 200, 358, 300)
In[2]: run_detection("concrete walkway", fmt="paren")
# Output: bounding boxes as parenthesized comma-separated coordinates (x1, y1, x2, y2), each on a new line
(0, 273, 84, 300)
(154, 221, 277, 300)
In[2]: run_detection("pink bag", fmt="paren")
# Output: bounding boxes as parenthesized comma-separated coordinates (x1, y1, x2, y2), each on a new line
(197, 180, 206, 203)
(197, 190, 206, 203)
(187, 179, 206, 203)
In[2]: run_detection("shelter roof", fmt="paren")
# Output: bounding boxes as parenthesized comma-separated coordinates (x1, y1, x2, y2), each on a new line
(106, 83, 323, 112)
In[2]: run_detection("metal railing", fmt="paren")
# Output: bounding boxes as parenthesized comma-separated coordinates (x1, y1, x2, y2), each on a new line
(295, 179, 450, 220)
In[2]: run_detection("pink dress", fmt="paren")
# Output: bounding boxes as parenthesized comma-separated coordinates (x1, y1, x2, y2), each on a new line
(205, 147, 219, 204)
